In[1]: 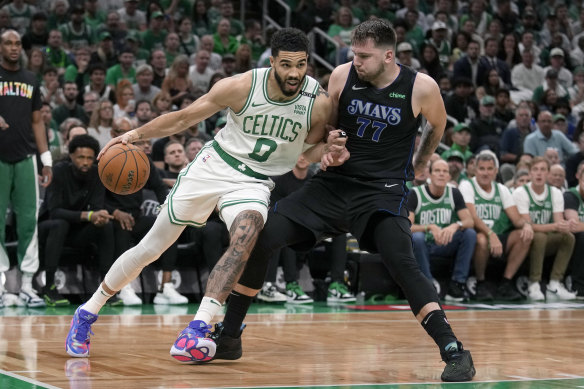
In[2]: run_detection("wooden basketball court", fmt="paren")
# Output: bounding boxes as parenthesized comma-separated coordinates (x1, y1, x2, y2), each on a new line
(1, 301, 584, 388)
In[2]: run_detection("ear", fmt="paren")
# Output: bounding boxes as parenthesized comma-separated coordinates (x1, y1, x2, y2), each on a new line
(269, 55, 274, 67)
(385, 48, 394, 64)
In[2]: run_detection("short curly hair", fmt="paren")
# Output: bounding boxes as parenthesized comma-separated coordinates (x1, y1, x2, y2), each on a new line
(270, 28, 310, 58)
(68, 134, 100, 156)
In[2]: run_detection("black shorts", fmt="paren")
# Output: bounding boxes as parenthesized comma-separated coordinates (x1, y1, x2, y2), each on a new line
(272, 170, 410, 253)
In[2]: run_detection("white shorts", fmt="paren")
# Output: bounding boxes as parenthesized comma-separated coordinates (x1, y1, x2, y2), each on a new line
(165, 141, 275, 230)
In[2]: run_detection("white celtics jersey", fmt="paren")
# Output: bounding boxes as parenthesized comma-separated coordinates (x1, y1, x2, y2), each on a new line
(214, 67, 320, 176)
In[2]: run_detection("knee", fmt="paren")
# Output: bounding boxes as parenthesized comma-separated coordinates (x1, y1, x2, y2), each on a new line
(561, 231, 576, 245)
(476, 232, 488, 249)
(462, 228, 477, 243)
(532, 232, 547, 246)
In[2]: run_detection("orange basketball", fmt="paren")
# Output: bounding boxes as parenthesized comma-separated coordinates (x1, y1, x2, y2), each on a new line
(98, 143, 150, 195)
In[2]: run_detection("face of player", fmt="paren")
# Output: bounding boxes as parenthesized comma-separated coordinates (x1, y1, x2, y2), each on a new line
(1, 30, 22, 65)
(530, 161, 549, 188)
(475, 159, 497, 188)
(271, 51, 308, 97)
(71, 147, 95, 174)
(351, 38, 388, 83)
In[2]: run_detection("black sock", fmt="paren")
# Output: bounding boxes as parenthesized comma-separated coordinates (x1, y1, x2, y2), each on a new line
(222, 291, 253, 337)
(421, 310, 458, 355)
(45, 270, 55, 288)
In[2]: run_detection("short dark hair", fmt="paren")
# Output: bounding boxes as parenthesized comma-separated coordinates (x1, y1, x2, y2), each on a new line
(68, 134, 100, 156)
(88, 62, 106, 75)
(270, 28, 309, 58)
(135, 99, 152, 112)
(351, 19, 396, 49)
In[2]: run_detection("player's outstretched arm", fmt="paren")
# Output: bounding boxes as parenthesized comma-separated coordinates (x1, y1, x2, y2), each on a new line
(412, 73, 447, 178)
(98, 72, 252, 160)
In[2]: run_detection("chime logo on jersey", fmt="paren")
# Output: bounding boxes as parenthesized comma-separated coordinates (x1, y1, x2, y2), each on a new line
(0, 81, 34, 98)
(346, 99, 401, 125)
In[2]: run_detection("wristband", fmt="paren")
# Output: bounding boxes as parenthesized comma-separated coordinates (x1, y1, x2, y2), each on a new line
(424, 225, 428, 233)
(88, 211, 94, 221)
(40, 151, 53, 167)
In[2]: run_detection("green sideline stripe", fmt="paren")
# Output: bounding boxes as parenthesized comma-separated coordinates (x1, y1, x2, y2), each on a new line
(0, 369, 60, 389)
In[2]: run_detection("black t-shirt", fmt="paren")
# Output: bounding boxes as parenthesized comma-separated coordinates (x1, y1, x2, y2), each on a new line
(406, 184, 466, 213)
(0, 65, 42, 163)
(564, 190, 581, 211)
(45, 160, 105, 222)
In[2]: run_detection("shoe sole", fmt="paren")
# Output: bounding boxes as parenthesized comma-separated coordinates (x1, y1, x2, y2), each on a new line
(441, 366, 476, 382)
(170, 338, 216, 363)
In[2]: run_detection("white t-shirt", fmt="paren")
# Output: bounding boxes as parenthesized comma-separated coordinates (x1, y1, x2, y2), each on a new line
(512, 182, 564, 215)
(458, 177, 515, 209)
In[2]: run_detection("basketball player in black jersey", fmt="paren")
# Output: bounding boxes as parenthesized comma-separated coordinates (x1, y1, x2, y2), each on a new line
(211, 19, 476, 382)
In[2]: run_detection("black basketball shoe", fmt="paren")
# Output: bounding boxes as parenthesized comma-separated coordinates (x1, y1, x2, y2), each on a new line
(441, 341, 476, 382)
(209, 321, 246, 361)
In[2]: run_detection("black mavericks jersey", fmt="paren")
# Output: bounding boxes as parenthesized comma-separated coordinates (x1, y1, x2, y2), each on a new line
(329, 64, 421, 181)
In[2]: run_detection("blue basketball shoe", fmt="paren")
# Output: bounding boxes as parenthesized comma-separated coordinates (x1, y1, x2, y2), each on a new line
(66, 306, 98, 357)
(170, 320, 216, 363)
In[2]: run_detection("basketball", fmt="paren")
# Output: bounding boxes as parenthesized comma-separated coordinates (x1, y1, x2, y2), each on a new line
(98, 143, 150, 195)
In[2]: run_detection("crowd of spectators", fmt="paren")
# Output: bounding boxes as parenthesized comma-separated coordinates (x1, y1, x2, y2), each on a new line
(1, 0, 584, 307)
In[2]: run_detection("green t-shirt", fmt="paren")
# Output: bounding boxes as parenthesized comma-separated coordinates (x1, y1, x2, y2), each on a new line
(441, 144, 473, 162)
(212, 33, 239, 56)
(85, 11, 107, 31)
(140, 29, 167, 51)
(471, 180, 513, 234)
(106, 64, 136, 87)
(64, 65, 89, 85)
(525, 184, 554, 224)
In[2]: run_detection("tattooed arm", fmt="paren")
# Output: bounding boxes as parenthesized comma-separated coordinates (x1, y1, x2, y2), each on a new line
(411, 73, 446, 177)
(204, 210, 265, 302)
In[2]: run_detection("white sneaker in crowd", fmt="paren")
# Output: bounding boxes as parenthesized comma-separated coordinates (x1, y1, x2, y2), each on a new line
(546, 280, 577, 301)
(154, 283, 189, 305)
(19, 287, 46, 307)
(256, 282, 287, 303)
(528, 282, 545, 301)
(118, 284, 142, 305)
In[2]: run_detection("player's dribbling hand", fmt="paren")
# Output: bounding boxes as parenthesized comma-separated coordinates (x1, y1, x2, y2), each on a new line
(98, 130, 137, 160)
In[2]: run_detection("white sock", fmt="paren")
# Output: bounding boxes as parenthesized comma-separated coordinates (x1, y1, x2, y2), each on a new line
(21, 273, 33, 291)
(193, 296, 223, 324)
(83, 284, 113, 315)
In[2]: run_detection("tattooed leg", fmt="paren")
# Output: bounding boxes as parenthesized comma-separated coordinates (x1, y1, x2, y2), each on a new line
(204, 210, 265, 303)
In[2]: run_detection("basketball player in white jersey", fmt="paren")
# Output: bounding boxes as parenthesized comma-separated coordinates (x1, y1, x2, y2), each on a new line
(65, 28, 348, 362)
